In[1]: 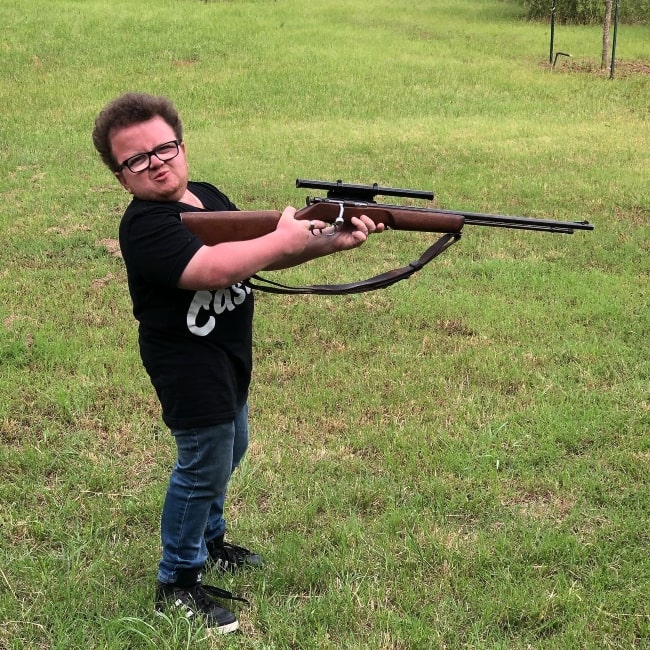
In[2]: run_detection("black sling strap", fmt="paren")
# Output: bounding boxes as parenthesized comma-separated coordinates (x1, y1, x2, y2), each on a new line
(247, 232, 461, 295)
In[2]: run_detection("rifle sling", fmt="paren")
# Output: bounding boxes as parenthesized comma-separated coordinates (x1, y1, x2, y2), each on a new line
(247, 232, 461, 295)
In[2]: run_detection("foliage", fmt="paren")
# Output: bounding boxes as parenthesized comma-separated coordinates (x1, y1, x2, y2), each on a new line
(523, 0, 650, 24)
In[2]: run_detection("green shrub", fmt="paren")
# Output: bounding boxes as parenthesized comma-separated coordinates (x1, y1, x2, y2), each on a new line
(524, 0, 650, 24)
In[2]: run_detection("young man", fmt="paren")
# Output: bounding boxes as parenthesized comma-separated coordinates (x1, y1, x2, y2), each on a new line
(92, 92, 382, 634)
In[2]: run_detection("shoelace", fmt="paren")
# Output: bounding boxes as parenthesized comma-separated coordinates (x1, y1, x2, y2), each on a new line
(193, 583, 249, 606)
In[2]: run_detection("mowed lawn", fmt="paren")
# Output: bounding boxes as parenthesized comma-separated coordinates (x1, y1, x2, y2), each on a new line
(0, 0, 648, 648)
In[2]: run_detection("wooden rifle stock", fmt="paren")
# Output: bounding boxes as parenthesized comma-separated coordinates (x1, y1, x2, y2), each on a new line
(180, 210, 283, 245)
(180, 204, 465, 245)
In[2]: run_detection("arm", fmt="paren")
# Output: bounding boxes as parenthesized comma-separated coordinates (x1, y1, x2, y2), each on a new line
(177, 206, 382, 290)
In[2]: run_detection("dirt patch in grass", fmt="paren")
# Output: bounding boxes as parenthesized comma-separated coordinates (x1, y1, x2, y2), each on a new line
(546, 58, 650, 77)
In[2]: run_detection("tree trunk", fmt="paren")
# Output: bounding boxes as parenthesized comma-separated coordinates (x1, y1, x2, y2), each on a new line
(601, 0, 613, 69)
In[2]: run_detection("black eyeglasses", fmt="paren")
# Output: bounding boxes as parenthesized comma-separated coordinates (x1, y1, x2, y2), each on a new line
(118, 140, 180, 173)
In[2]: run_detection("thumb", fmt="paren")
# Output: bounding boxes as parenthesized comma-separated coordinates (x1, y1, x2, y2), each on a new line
(279, 205, 297, 221)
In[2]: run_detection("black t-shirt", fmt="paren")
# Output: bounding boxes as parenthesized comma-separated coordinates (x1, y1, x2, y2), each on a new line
(118, 181, 254, 429)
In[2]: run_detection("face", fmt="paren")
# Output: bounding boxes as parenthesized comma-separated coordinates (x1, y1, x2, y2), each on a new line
(110, 116, 189, 202)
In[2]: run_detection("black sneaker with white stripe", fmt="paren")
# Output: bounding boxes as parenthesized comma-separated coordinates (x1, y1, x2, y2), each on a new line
(155, 569, 246, 635)
(206, 534, 264, 573)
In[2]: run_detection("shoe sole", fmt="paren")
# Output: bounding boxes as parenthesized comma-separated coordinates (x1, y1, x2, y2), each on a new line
(154, 609, 239, 635)
(206, 620, 239, 635)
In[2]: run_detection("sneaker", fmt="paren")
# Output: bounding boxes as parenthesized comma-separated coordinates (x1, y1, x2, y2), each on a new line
(206, 534, 264, 573)
(155, 572, 246, 635)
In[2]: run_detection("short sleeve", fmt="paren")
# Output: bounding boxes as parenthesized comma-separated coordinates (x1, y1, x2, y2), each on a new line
(120, 207, 203, 287)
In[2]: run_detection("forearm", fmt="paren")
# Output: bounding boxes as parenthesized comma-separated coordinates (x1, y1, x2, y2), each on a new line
(178, 230, 307, 290)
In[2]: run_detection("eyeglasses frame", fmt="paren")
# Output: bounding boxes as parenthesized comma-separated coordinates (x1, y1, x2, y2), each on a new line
(117, 140, 181, 174)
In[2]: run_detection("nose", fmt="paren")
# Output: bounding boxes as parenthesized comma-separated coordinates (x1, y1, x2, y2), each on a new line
(149, 153, 165, 169)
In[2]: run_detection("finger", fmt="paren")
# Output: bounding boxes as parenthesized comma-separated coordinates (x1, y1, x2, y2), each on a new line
(349, 216, 370, 235)
(307, 219, 329, 235)
(355, 215, 384, 233)
(350, 230, 368, 244)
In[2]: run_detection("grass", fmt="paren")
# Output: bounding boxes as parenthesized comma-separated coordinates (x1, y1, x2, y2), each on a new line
(1, 0, 649, 648)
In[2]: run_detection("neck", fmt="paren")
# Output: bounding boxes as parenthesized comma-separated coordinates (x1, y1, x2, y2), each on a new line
(180, 189, 204, 209)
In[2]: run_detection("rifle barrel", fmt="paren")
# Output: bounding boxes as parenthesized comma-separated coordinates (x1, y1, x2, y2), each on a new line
(433, 207, 594, 234)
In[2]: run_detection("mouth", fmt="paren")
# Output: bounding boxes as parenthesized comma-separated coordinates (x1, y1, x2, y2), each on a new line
(152, 168, 171, 182)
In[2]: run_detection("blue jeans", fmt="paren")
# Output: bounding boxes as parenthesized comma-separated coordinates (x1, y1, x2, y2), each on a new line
(158, 403, 249, 584)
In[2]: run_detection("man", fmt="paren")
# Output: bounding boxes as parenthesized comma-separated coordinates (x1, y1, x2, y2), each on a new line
(92, 92, 382, 635)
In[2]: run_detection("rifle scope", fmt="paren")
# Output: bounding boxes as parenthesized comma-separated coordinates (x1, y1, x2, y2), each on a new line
(296, 178, 434, 203)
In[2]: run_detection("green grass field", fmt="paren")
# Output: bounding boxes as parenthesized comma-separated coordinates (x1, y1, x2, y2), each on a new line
(1, 0, 649, 648)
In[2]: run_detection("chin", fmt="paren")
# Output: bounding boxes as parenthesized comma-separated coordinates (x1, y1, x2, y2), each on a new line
(150, 185, 185, 203)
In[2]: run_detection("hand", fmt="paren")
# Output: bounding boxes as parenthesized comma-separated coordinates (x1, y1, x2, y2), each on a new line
(328, 214, 385, 250)
(275, 206, 330, 255)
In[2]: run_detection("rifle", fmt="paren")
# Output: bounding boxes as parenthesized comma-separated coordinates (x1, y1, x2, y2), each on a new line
(181, 179, 594, 295)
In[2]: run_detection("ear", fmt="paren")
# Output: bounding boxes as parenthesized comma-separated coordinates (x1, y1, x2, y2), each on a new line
(115, 170, 133, 194)
(179, 141, 188, 170)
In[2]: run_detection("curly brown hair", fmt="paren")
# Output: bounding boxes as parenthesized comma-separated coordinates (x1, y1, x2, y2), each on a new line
(92, 92, 184, 172)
